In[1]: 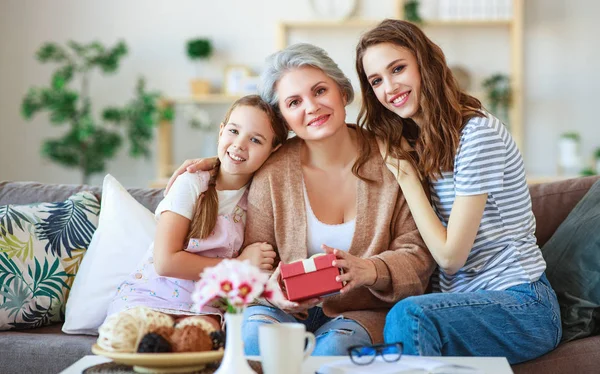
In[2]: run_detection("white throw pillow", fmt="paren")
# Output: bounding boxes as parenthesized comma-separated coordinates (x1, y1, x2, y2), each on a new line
(62, 174, 156, 335)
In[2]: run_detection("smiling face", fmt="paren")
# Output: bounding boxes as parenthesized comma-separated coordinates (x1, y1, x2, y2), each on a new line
(276, 66, 347, 141)
(362, 43, 423, 125)
(217, 105, 279, 177)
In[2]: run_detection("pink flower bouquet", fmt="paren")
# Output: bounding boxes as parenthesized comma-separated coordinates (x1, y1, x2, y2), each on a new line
(192, 259, 283, 314)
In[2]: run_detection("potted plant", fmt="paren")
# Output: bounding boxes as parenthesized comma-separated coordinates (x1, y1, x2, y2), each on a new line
(404, 0, 423, 23)
(482, 73, 512, 126)
(557, 132, 582, 176)
(595, 147, 600, 174)
(21, 40, 166, 184)
(580, 168, 596, 177)
(186, 38, 213, 96)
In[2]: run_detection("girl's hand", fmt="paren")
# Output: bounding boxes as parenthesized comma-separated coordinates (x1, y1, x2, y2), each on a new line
(238, 242, 277, 271)
(165, 157, 219, 195)
(266, 263, 321, 314)
(322, 245, 377, 294)
(376, 138, 418, 182)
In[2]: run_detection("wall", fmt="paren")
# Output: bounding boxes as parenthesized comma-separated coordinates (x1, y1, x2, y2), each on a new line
(524, 0, 599, 176)
(0, 0, 598, 187)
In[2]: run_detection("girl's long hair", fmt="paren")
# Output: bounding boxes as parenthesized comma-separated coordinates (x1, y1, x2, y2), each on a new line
(355, 19, 483, 181)
(186, 95, 287, 242)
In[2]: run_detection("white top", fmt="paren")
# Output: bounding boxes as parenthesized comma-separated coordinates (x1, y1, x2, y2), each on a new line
(156, 171, 248, 224)
(303, 182, 356, 256)
(430, 112, 545, 293)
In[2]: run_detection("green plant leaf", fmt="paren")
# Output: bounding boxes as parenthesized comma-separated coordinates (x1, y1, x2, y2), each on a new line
(36, 43, 69, 63)
(0, 277, 31, 319)
(10, 300, 55, 329)
(35, 196, 98, 258)
(22, 39, 162, 182)
(91, 40, 128, 73)
(0, 252, 26, 304)
(21, 88, 46, 119)
(0, 205, 34, 236)
(28, 257, 70, 300)
(102, 107, 124, 123)
(42, 136, 80, 168)
(51, 65, 74, 90)
(186, 39, 213, 60)
(560, 132, 580, 141)
(61, 249, 85, 302)
(0, 228, 34, 262)
(404, 1, 423, 23)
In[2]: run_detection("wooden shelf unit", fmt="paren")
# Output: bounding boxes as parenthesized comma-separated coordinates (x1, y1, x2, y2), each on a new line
(276, 0, 524, 152)
(154, 0, 525, 187)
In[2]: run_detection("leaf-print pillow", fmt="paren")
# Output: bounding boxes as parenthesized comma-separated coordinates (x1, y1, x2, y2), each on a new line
(0, 191, 100, 330)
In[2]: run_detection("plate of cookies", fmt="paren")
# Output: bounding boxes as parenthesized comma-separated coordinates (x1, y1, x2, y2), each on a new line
(93, 307, 225, 373)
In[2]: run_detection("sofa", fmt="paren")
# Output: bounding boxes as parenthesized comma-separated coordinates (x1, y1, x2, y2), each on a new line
(0, 176, 599, 374)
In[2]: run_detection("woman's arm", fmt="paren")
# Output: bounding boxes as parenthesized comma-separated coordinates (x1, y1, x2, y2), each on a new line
(164, 157, 218, 195)
(153, 211, 222, 280)
(399, 173, 486, 274)
(377, 134, 495, 275)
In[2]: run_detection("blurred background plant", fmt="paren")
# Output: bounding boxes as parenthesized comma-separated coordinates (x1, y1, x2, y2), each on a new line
(482, 73, 512, 126)
(558, 131, 582, 176)
(186, 38, 213, 74)
(404, 0, 423, 23)
(21, 40, 166, 184)
(186, 38, 213, 96)
(593, 147, 600, 175)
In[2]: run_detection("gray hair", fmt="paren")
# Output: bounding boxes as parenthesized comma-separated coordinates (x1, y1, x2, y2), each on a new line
(259, 43, 355, 109)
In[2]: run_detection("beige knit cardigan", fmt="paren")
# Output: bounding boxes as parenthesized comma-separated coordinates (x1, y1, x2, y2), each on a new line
(244, 130, 435, 343)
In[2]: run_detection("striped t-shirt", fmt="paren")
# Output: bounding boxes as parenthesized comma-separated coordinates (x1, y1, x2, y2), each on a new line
(430, 112, 546, 293)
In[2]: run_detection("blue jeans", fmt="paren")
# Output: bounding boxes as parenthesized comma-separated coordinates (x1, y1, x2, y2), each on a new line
(384, 274, 562, 364)
(242, 305, 372, 356)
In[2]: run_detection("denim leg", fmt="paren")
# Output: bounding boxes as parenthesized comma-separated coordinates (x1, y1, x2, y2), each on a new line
(311, 312, 373, 356)
(384, 274, 562, 364)
(242, 305, 297, 355)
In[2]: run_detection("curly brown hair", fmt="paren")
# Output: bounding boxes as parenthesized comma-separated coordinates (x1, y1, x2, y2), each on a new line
(355, 19, 484, 181)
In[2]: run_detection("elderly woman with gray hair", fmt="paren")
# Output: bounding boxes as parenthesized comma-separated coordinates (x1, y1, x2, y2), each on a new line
(166, 43, 434, 355)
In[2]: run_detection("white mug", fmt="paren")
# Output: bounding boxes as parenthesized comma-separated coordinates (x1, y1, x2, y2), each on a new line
(258, 323, 316, 374)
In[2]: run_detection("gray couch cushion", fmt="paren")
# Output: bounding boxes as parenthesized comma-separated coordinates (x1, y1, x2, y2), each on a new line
(542, 179, 600, 342)
(0, 323, 96, 374)
(0, 181, 165, 213)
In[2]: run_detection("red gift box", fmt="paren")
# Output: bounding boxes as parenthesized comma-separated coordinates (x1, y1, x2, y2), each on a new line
(280, 254, 342, 301)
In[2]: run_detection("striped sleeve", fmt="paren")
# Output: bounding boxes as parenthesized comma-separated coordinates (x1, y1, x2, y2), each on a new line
(454, 120, 506, 196)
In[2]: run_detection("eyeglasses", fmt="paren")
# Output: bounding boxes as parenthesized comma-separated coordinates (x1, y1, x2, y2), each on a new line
(347, 342, 403, 365)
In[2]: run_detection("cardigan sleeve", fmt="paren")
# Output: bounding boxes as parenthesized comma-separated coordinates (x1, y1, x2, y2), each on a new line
(243, 167, 277, 249)
(367, 190, 435, 303)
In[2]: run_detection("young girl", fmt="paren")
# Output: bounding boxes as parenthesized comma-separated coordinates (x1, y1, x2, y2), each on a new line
(106, 95, 288, 326)
(355, 19, 561, 363)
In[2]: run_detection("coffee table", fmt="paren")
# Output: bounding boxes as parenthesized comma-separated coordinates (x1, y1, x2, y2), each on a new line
(60, 355, 513, 373)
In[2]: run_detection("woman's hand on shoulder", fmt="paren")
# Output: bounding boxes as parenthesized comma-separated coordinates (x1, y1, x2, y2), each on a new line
(164, 157, 219, 195)
(322, 245, 377, 294)
(376, 138, 418, 183)
(266, 263, 321, 314)
(237, 242, 277, 271)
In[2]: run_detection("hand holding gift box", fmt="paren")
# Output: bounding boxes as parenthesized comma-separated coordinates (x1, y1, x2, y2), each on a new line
(280, 253, 343, 302)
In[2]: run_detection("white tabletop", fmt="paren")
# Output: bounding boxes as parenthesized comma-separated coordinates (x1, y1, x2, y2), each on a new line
(60, 355, 513, 374)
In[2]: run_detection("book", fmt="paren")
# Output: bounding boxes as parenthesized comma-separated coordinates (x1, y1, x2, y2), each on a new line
(317, 356, 483, 374)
